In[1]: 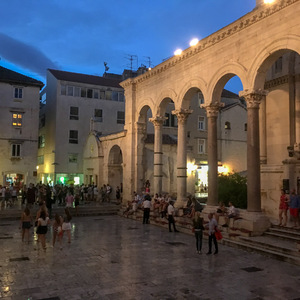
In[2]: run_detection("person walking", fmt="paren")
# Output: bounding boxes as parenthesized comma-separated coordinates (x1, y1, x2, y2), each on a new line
(36, 210, 50, 250)
(142, 193, 151, 224)
(52, 213, 63, 248)
(167, 201, 179, 232)
(206, 213, 218, 255)
(192, 211, 204, 254)
(278, 189, 289, 226)
(20, 207, 32, 243)
(61, 208, 72, 245)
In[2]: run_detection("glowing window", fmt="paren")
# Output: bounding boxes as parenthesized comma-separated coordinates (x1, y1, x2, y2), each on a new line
(12, 113, 22, 127)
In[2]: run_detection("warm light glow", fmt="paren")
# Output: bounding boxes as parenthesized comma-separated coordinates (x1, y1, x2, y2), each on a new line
(74, 176, 80, 185)
(148, 67, 152, 71)
(187, 162, 197, 174)
(264, 0, 275, 3)
(189, 38, 199, 47)
(218, 165, 230, 175)
(36, 165, 39, 170)
(174, 49, 182, 56)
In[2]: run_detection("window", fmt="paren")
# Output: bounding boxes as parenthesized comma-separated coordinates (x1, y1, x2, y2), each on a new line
(38, 135, 45, 148)
(117, 111, 125, 124)
(69, 153, 78, 163)
(105, 90, 112, 100)
(100, 90, 105, 99)
(11, 144, 21, 157)
(61, 85, 66, 95)
(39, 114, 45, 128)
(119, 92, 125, 102)
(37, 155, 44, 165)
(198, 92, 204, 106)
(198, 139, 205, 154)
(14, 87, 23, 99)
(12, 113, 22, 127)
(87, 89, 93, 98)
(94, 109, 103, 122)
(93, 89, 99, 99)
(70, 106, 79, 120)
(69, 130, 78, 144)
(81, 88, 86, 98)
(225, 121, 231, 130)
(112, 91, 119, 101)
(244, 123, 248, 131)
(164, 113, 170, 127)
(67, 86, 74, 96)
(74, 87, 80, 97)
(198, 116, 205, 131)
(171, 114, 178, 127)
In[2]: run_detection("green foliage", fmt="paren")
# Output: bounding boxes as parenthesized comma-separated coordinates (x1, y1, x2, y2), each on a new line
(217, 172, 247, 209)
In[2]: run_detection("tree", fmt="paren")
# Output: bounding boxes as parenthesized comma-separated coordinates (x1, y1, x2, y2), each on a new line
(217, 172, 247, 209)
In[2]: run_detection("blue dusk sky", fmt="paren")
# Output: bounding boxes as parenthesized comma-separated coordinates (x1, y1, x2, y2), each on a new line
(0, 0, 257, 93)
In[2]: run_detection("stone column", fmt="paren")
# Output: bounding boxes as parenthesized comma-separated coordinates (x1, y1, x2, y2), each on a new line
(203, 103, 223, 207)
(149, 116, 167, 195)
(240, 90, 268, 212)
(172, 109, 192, 207)
(135, 122, 147, 194)
(259, 96, 267, 164)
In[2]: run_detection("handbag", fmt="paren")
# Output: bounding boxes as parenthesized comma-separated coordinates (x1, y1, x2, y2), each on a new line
(215, 228, 223, 240)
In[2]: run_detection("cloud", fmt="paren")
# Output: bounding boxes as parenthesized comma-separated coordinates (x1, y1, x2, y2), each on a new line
(0, 32, 59, 78)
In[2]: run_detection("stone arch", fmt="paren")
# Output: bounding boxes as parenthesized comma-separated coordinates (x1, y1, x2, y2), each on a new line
(107, 144, 123, 194)
(249, 35, 300, 90)
(155, 88, 177, 116)
(177, 78, 208, 109)
(208, 62, 247, 103)
(136, 98, 155, 123)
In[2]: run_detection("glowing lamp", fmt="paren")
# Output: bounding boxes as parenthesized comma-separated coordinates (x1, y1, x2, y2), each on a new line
(189, 38, 199, 47)
(174, 49, 182, 56)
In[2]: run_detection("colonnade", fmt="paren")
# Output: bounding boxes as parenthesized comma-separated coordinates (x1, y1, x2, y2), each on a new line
(144, 90, 268, 212)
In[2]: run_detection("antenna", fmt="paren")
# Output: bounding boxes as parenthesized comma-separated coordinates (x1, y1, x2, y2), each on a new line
(144, 56, 152, 68)
(104, 62, 109, 73)
(125, 54, 138, 70)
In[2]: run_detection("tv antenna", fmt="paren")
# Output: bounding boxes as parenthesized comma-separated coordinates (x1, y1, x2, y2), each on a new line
(104, 62, 109, 73)
(125, 54, 138, 71)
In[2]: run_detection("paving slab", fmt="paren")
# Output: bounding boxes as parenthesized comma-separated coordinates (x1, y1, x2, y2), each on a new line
(0, 216, 300, 300)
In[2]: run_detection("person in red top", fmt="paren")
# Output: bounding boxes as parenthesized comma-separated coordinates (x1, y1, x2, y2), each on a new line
(279, 189, 289, 226)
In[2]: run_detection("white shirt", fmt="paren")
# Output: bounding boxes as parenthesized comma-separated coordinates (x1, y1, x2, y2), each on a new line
(207, 218, 218, 235)
(167, 204, 175, 216)
(228, 205, 236, 216)
(143, 200, 151, 209)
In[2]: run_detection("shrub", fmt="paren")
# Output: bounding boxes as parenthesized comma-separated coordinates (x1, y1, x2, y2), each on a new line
(217, 172, 247, 209)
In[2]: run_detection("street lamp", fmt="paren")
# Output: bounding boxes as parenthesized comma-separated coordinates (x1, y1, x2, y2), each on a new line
(174, 49, 182, 56)
(264, 0, 275, 3)
(189, 38, 199, 47)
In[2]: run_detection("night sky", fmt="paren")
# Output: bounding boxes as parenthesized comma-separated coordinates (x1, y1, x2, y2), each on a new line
(0, 0, 257, 92)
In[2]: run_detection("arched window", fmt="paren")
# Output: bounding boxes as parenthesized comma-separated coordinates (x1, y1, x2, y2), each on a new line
(225, 121, 231, 130)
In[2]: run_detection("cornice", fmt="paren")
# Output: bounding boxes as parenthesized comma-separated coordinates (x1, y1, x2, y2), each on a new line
(264, 74, 290, 89)
(120, 0, 299, 87)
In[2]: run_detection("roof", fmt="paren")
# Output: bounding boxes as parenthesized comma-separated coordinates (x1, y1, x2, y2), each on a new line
(145, 134, 177, 145)
(48, 69, 122, 88)
(221, 89, 239, 99)
(0, 66, 44, 88)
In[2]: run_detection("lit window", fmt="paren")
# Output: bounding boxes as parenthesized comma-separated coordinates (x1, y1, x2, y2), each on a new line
(12, 113, 22, 127)
(94, 109, 103, 122)
(198, 116, 205, 131)
(69, 130, 78, 144)
(38, 135, 45, 148)
(225, 121, 231, 130)
(117, 111, 125, 124)
(70, 106, 79, 120)
(14, 87, 23, 99)
(198, 139, 205, 154)
(11, 144, 21, 157)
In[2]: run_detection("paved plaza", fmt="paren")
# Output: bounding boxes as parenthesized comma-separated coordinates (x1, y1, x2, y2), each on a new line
(0, 215, 300, 300)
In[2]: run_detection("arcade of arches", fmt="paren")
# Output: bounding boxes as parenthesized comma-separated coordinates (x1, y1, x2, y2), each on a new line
(84, 0, 300, 234)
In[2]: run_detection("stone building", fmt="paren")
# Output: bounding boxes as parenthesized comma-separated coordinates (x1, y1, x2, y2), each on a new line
(0, 66, 43, 186)
(37, 69, 125, 185)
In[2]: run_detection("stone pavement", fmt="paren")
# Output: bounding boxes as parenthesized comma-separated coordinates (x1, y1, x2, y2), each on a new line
(1, 216, 300, 300)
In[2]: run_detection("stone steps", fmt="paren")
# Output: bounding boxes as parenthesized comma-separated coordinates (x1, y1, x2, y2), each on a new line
(0, 203, 120, 220)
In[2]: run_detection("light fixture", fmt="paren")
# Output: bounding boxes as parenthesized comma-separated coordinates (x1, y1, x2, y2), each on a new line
(264, 0, 275, 3)
(190, 38, 199, 47)
(174, 49, 182, 56)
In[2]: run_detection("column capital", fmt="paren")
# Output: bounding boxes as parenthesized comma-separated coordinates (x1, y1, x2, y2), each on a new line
(202, 102, 224, 118)
(149, 115, 167, 127)
(172, 108, 193, 124)
(239, 89, 268, 109)
(135, 121, 147, 134)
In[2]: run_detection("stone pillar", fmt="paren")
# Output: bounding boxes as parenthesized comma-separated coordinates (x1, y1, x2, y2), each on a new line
(240, 90, 268, 212)
(203, 103, 223, 207)
(135, 122, 147, 194)
(149, 116, 167, 195)
(172, 108, 192, 207)
(259, 96, 267, 164)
